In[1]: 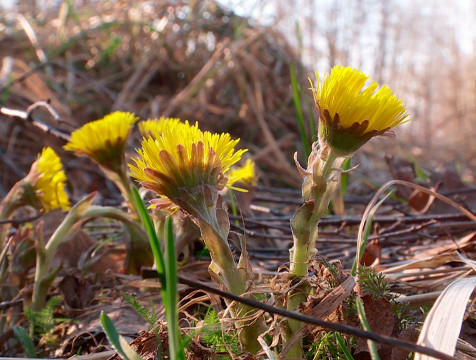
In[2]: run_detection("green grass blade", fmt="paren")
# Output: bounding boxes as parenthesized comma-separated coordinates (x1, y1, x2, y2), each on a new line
(351, 190, 394, 276)
(306, 96, 317, 142)
(290, 64, 311, 157)
(335, 332, 354, 360)
(355, 298, 380, 360)
(132, 189, 185, 359)
(100, 311, 144, 360)
(131, 187, 166, 287)
(340, 158, 351, 196)
(13, 326, 36, 358)
(164, 216, 185, 360)
(228, 189, 240, 226)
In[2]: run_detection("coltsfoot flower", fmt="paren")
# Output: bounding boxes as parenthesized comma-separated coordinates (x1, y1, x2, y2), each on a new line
(0, 147, 69, 246)
(64, 111, 138, 172)
(30, 147, 70, 212)
(129, 121, 247, 212)
(138, 117, 182, 139)
(228, 159, 257, 187)
(311, 65, 410, 155)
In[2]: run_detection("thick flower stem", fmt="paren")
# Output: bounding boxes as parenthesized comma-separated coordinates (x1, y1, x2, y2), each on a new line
(197, 219, 263, 354)
(284, 148, 343, 358)
(198, 220, 245, 294)
(103, 166, 140, 221)
(101, 167, 154, 273)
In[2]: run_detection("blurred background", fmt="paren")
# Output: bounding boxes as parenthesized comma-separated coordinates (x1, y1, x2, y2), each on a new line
(1, 0, 475, 194)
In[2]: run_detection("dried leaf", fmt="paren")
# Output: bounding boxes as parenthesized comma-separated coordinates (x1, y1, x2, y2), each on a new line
(415, 276, 476, 360)
(360, 239, 381, 267)
(355, 295, 397, 357)
(383, 250, 476, 276)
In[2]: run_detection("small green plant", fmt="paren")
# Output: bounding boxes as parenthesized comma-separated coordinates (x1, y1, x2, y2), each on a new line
(25, 296, 63, 345)
(307, 332, 353, 360)
(122, 293, 158, 331)
(358, 267, 391, 299)
(132, 188, 185, 360)
(201, 307, 239, 355)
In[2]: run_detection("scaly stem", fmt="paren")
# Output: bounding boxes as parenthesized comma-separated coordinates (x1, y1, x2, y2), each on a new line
(32, 193, 96, 311)
(197, 218, 265, 354)
(289, 148, 341, 277)
(185, 186, 264, 354)
(197, 220, 245, 295)
(285, 148, 344, 358)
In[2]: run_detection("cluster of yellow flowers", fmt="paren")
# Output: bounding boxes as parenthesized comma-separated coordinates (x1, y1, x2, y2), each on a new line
(24, 65, 408, 219)
(62, 113, 251, 213)
(13, 65, 408, 222)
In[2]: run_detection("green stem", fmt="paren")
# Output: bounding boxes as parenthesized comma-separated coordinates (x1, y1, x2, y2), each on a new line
(96, 167, 154, 273)
(103, 166, 140, 222)
(0, 196, 19, 252)
(289, 148, 341, 277)
(285, 148, 343, 358)
(31, 196, 150, 311)
(32, 193, 96, 311)
(0, 181, 43, 293)
(197, 220, 245, 296)
(197, 217, 263, 354)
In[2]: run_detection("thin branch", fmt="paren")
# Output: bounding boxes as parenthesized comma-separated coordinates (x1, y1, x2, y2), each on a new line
(0, 102, 71, 141)
(175, 275, 455, 360)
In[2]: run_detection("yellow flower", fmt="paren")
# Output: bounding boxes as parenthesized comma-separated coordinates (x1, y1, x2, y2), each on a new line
(228, 159, 257, 187)
(30, 147, 70, 212)
(138, 117, 182, 139)
(129, 121, 247, 211)
(64, 111, 138, 171)
(311, 65, 410, 155)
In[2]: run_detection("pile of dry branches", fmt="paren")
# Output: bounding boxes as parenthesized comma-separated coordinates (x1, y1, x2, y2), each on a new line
(0, 0, 307, 192)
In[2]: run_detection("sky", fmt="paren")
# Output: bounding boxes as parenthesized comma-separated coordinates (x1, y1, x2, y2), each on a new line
(218, 0, 476, 56)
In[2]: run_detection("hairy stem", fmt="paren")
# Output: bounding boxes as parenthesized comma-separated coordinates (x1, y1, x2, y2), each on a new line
(197, 219, 265, 354)
(285, 148, 344, 358)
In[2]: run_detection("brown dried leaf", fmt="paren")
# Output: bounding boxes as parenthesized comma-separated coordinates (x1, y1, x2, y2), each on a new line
(281, 275, 356, 357)
(360, 238, 381, 267)
(355, 295, 397, 357)
(408, 189, 433, 213)
(58, 274, 94, 310)
(391, 325, 419, 360)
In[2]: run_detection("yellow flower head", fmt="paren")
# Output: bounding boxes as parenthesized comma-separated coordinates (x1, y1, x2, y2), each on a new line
(64, 111, 138, 171)
(228, 159, 257, 187)
(29, 147, 70, 212)
(311, 65, 410, 155)
(129, 121, 247, 211)
(138, 117, 182, 139)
